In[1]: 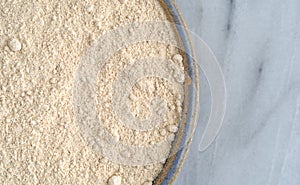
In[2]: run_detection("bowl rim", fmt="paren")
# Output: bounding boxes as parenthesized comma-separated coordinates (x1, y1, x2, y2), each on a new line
(154, 1, 200, 185)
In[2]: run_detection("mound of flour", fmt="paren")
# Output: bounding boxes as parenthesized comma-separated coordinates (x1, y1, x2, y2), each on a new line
(0, 0, 185, 184)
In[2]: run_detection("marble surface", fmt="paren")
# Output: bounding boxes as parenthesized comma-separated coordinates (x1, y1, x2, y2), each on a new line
(174, 0, 300, 184)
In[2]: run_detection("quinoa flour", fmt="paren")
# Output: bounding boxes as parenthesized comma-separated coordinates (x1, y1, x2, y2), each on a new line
(0, 0, 185, 184)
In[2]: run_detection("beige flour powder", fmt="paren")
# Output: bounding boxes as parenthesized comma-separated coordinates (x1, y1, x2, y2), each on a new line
(0, 0, 185, 184)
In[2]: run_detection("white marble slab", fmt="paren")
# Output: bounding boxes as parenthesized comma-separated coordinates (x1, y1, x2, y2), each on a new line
(175, 0, 300, 184)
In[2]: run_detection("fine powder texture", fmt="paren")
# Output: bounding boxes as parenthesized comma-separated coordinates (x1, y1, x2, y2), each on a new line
(0, 0, 185, 185)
